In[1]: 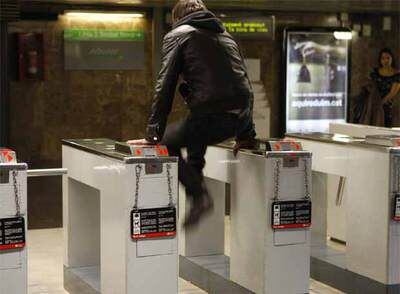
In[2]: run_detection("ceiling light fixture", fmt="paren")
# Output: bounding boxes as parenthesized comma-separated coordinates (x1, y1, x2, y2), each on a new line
(65, 12, 144, 20)
(333, 31, 353, 40)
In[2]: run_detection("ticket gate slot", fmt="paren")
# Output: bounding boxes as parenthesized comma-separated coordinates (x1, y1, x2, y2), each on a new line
(0, 149, 28, 294)
(115, 142, 169, 157)
(257, 139, 303, 152)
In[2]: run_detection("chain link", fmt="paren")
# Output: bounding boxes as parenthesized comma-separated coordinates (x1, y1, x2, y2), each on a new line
(303, 158, 311, 200)
(166, 163, 174, 206)
(273, 159, 281, 200)
(134, 164, 142, 209)
(12, 170, 21, 216)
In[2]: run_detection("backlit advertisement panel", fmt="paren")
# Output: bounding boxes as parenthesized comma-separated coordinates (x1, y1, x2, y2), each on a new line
(285, 28, 350, 133)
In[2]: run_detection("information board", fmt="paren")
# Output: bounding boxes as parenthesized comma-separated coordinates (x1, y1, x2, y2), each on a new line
(0, 217, 26, 250)
(131, 207, 176, 240)
(285, 29, 350, 133)
(393, 194, 400, 221)
(64, 29, 145, 70)
(271, 200, 312, 229)
(222, 16, 274, 39)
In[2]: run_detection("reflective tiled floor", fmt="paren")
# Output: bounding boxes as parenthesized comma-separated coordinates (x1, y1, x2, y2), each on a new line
(28, 228, 342, 294)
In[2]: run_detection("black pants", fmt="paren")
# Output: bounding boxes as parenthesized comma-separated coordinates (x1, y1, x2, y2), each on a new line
(161, 112, 240, 201)
(383, 104, 393, 128)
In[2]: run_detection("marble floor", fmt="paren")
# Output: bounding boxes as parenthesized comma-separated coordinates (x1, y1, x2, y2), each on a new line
(28, 227, 342, 294)
(27, 228, 205, 294)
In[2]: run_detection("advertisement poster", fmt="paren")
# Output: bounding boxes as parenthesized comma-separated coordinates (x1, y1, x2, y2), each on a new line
(64, 29, 145, 70)
(285, 29, 349, 133)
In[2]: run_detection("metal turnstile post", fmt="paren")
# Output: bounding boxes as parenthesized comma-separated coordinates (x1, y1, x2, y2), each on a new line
(0, 152, 28, 294)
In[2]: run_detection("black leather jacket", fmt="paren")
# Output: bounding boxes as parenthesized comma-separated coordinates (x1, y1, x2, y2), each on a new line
(146, 11, 254, 142)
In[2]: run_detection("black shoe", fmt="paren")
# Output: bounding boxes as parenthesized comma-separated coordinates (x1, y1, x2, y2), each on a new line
(183, 194, 214, 228)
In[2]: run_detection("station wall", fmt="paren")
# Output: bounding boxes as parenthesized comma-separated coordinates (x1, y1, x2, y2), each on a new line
(6, 8, 399, 228)
(8, 13, 154, 227)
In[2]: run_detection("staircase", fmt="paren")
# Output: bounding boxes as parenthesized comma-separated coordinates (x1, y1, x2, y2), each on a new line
(245, 59, 270, 139)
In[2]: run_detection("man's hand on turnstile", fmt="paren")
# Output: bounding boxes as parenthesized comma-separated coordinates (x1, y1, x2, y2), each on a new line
(233, 138, 257, 157)
(127, 139, 153, 145)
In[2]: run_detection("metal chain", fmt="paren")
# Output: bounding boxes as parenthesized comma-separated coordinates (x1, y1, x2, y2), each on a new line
(303, 158, 311, 200)
(134, 164, 142, 209)
(396, 156, 400, 193)
(273, 159, 281, 200)
(166, 163, 174, 206)
(133, 163, 174, 209)
(12, 170, 21, 216)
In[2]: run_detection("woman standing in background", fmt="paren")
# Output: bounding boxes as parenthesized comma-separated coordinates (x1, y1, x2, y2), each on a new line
(370, 48, 400, 127)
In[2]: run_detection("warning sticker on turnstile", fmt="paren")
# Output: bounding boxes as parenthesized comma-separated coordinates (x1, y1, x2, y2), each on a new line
(393, 194, 400, 221)
(271, 200, 311, 229)
(0, 217, 26, 250)
(131, 207, 176, 240)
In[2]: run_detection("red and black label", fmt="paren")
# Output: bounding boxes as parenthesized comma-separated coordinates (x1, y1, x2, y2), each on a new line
(131, 207, 176, 240)
(393, 194, 400, 221)
(0, 216, 26, 250)
(272, 200, 312, 229)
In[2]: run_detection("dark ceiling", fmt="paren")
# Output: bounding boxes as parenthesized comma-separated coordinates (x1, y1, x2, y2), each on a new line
(21, 0, 400, 13)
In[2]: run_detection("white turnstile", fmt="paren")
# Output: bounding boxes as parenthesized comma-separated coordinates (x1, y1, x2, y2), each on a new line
(287, 129, 400, 293)
(62, 139, 178, 294)
(326, 123, 400, 242)
(180, 141, 312, 294)
(0, 149, 28, 294)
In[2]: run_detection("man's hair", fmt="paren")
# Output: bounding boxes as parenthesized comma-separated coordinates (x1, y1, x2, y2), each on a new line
(172, 0, 207, 24)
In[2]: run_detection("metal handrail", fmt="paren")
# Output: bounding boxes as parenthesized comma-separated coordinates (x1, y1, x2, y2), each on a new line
(27, 168, 68, 177)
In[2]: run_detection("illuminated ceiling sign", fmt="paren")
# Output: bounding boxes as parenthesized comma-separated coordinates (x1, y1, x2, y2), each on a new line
(64, 29, 144, 42)
(64, 29, 145, 70)
(222, 16, 274, 39)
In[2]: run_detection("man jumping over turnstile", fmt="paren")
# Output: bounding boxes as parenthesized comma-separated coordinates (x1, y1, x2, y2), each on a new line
(128, 0, 256, 227)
